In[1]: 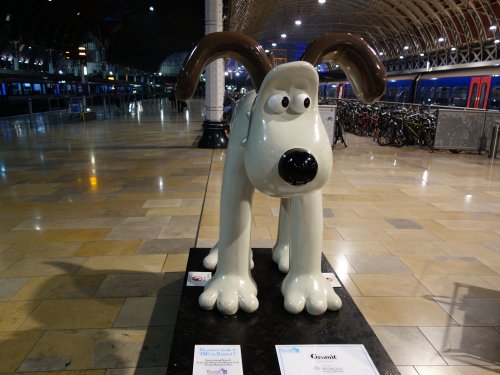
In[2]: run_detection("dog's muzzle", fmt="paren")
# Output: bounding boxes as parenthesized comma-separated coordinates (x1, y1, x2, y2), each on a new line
(278, 148, 318, 186)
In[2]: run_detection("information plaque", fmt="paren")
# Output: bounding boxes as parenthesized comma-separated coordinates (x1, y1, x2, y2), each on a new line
(193, 345, 244, 375)
(276, 344, 380, 375)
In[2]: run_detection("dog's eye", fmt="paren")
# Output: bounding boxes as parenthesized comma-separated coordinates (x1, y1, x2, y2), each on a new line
(267, 92, 289, 114)
(290, 93, 311, 113)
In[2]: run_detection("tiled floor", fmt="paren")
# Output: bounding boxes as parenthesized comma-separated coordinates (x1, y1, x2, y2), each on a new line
(0, 99, 499, 375)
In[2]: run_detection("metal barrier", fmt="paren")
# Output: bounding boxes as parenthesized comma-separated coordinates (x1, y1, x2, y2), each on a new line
(434, 108, 500, 153)
(490, 123, 500, 158)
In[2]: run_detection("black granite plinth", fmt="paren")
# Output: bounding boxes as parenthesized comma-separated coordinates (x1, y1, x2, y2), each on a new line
(167, 249, 400, 375)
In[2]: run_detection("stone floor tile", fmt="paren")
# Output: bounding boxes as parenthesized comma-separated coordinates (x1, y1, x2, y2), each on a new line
(346, 255, 413, 274)
(414, 365, 500, 375)
(1, 242, 83, 260)
(79, 255, 166, 274)
(75, 240, 141, 257)
(419, 326, 500, 366)
(0, 331, 44, 372)
(350, 274, 431, 296)
(372, 326, 446, 365)
(0, 300, 39, 330)
(433, 297, 500, 326)
(396, 366, 420, 375)
(416, 274, 500, 298)
(18, 328, 173, 371)
(11, 274, 106, 301)
(104, 226, 161, 240)
(38, 229, 111, 242)
(386, 218, 423, 229)
(352, 296, 457, 326)
(19, 298, 124, 330)
(399, 255, 497, 275)
(137, 239, 193, 254)
(156, 225, 197, 239)
(0, 277, 29, 300)
(161, 254, 188, 272)
(113, 296, 180, 327)
(1, 257, 87, 277)
(95, 272, 183, 297)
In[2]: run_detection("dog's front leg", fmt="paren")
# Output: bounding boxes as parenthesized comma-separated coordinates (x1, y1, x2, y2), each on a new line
(199, 115, 258, 314)
(281, 190, 342, 315)
(272, 198, 290, 273)
(199, 165, 257, 314)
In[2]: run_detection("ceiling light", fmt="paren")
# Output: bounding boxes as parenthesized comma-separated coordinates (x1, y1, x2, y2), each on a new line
(264, 49, 269, 53)
(224, 72, 228, 76)
(318, 0, 326, 3)
(495, 39, 500, 44)
(281, 33, 287, 38)
(271, 42, 277, 47)
(378, 52, 384, 56)
(295, 20, 302, 26)
(149, 6, 154, 11)
(399, 55, 404, 59)
(451, 47, 456, 51)
(403, 46, 409, 50)
(438, 37, 445, 42)
(420, 53, 425, 57)
(489, 25, 497, 31)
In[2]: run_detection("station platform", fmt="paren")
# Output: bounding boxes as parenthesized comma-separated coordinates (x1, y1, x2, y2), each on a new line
(0, 99, 499, 375)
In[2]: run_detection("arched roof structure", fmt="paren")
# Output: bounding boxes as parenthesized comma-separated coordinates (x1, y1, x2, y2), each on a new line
(228, 0, 500, 61)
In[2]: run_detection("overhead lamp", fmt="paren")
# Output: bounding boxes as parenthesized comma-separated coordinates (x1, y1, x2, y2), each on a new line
(281, 33, 287, 38)
(149, 6, 154, 11)
(495, 39, 500, 44)
(295, 20, 302, 26)
(451, 47, 456, 51)
(378, 52, 384, 56)
(438, 37, 445, 42)
(264, 49, 269, 53)
(224, 71, 228, 76)
(403, 46, 409, 50)
(399, 55, 404, 59)
(318, 0, 326, 3)
(271, 42, 277, 47)
(419, 53, 425, 57)
(489, 25, 497, 31)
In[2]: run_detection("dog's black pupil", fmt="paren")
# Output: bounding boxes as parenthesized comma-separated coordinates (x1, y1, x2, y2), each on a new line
(304, 97, 310, 108)
(281, 97, 289, 108)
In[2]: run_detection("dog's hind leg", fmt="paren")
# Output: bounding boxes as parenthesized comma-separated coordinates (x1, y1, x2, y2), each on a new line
(281, 190, 342, 315)
(272, 198, 290, 273)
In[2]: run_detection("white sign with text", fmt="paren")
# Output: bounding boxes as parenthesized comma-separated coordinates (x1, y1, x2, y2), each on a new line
(276, 344, 380, 375)
(193, 345, 243, 375)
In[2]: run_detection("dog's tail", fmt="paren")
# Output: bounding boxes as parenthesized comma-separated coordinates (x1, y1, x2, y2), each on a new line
(176, 31, 273, 102)
(300, 33, 387, 103)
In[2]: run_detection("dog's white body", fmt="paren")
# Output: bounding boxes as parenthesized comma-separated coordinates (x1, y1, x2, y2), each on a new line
(200, 61, 342, 315)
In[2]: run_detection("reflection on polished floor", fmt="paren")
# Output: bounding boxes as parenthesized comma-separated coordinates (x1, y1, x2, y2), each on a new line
(0, 99, 499, 375)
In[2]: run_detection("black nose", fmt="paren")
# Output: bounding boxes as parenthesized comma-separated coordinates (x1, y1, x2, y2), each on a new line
(278, 148, 318, 186)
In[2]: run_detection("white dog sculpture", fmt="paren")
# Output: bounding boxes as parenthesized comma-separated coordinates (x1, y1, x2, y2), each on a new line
(177, 31, 386, 315)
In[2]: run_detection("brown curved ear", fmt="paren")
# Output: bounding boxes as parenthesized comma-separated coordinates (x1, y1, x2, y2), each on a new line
(176, 31, 273, 101)
(301, 33, 386, 103)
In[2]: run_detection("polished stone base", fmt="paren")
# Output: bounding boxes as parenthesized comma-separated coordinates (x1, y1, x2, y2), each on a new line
(167, 248, 400, 375)
(197, 120, 228, 148)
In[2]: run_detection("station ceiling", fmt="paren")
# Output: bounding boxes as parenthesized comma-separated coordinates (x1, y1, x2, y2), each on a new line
(1, 0, 499, 72)
(228, 0, 500, 61)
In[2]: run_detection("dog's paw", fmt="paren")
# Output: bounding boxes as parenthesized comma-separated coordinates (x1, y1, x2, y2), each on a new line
(203, 246, 218, 270)
(272, 243, 289, 273)
(281, 273, 342, 315)
(199, 274, 259, 315)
